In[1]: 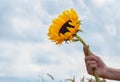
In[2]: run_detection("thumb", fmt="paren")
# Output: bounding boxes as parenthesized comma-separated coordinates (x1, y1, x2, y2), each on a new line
(83, 46, 88, 56)
(83, 46, 94, 56)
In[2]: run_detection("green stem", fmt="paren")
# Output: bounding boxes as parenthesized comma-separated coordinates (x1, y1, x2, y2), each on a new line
(74, 34, 87, 46)
(74, 34, 100, 82)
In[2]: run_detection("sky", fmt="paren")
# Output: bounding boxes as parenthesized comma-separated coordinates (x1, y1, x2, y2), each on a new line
(0, 0, 120, 82)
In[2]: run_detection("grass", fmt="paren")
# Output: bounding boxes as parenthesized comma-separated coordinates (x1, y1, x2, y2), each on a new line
(31, 73, 106, 82)
(45, 73, 106, 82)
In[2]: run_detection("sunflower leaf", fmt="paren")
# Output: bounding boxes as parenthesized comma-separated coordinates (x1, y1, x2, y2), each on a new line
(74, 39, 79, 42)
(78, 29, 83, 32)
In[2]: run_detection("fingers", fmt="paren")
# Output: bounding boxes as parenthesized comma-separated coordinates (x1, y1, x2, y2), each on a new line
(87, 65, 98, 75)
(83, 46, 103, 76)
(85, 55, 97, 61)
(86, 61, 97, 70)
(84, 55, 98, 75)
(85, 56, 98, 68)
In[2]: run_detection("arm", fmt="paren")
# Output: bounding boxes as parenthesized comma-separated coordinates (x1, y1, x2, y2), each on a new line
(106, 67, 120, 80)
(83, 46, 120, 81)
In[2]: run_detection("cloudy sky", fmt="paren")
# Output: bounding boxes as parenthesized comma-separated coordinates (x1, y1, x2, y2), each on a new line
(0, 0, 120, 82)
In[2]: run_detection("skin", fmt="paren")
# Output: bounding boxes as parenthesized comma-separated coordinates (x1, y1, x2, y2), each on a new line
(83, 46, 120, 81)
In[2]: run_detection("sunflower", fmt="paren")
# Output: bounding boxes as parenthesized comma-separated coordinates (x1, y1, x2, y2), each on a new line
(48, 8, 81, 44)
(47, 8, 100, 82)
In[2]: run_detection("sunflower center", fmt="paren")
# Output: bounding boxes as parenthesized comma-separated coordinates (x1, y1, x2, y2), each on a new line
(59, 20, 74, 35)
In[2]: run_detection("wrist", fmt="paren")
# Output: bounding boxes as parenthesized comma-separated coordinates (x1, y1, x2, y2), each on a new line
(104, 66, 111, 79)
(99, 66, 109, 79)
(105, 67, 120, 80)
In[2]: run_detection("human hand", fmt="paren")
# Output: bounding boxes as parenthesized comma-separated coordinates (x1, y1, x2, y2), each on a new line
(83, 46, 108, 78)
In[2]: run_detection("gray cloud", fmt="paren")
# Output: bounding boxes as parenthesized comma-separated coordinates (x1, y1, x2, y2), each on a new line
(0, 0, 120, 82)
